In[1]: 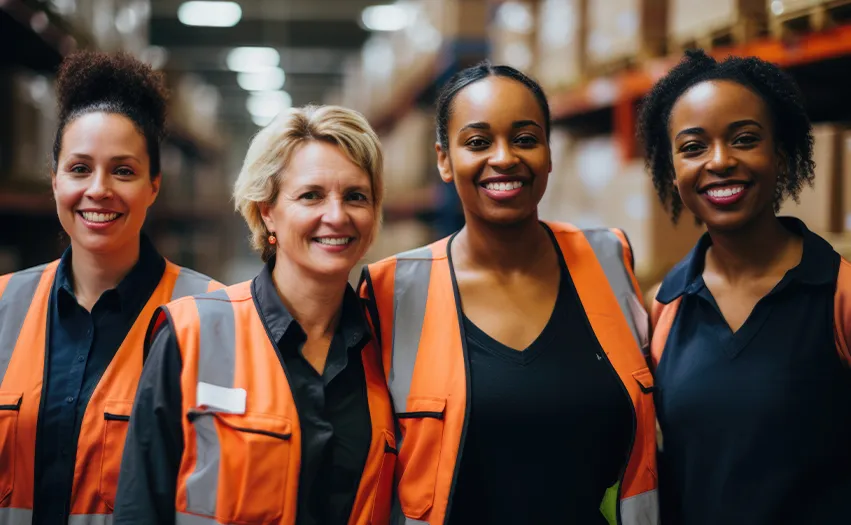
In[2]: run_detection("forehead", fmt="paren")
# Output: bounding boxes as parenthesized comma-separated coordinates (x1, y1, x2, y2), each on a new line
(449, 76, 545, 129)
(281, 140, 371, 188)
(62, 112, 147, 156)
(670, 80, 770, 130)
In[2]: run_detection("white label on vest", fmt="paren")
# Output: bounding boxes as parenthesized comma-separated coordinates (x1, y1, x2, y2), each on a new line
(197, 382, 247, 414)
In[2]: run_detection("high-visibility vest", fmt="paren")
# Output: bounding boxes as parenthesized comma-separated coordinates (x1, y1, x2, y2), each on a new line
(360, 222, 659, 525)
(0, 260, 221, 525)
(163, 281, 396, 525)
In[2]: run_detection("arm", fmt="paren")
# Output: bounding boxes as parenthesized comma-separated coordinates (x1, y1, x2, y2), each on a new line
(113, 319, 184, 525)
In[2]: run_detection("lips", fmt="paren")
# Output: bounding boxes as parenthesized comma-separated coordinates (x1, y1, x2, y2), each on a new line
(78, 210, 122, 223)
(699, 183, 750, 207)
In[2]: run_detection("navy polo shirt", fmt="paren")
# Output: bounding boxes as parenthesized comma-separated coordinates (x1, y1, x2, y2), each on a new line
(654, 217, 851, 525)
(33, 235, 165, 524)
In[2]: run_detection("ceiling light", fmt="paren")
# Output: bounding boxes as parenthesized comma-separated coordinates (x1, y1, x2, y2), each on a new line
(178, 1, 241, 28)
(227, 47, 280, 72)
(246, 91, 292, 119)
(361, 4, 412, 32)
(237, 68, 285, 91)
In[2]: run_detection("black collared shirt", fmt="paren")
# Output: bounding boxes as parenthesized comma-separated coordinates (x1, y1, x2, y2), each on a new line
(654, 217, 851, 525)
(34, 235, 165, 525)
(113, 260, 372, 525)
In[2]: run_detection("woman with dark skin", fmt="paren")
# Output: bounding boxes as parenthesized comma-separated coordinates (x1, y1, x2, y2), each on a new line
(360, 62, 658, 525)
(642, 49, 851, 524)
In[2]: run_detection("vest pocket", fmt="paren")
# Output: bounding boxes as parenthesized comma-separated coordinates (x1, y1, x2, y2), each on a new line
(370, 431, 397, 525)
(396, 397, 445, 520)
(186, 409, 292, 525)
(99, 400, 133, 510)
(0, 392, 22, 503)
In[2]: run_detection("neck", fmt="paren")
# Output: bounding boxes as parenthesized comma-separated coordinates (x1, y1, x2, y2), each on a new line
(705, 213, 794, 280)
(70, 236, 141, 310)
(455, 211, 550, 273)
(272, 256, 347, 337)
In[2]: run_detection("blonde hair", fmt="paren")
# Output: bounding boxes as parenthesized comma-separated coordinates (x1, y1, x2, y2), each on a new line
(233, 104, 385, 261)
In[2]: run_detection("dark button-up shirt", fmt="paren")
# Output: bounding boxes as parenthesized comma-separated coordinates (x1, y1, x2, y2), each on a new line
(113, 259, 372, 525)
(654, 217, 851, 525)
(34, 235, 165, 524)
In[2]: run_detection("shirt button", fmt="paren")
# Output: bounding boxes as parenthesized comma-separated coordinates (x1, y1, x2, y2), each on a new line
(66, 396, 74, 404)
(77, 355, 84, 363)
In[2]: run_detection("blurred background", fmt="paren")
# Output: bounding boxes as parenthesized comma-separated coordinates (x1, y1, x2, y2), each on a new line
(3, 0, 851, 292)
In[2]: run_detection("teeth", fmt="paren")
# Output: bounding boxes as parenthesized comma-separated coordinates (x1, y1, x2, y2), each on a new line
(316, 237, 352, 246)
(707, 186, 744, 198)
(81, 211, 119, 223)
(484, 181, 523, 191)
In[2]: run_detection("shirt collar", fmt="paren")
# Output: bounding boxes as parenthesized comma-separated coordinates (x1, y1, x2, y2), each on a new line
(54, 234, 166, 315)
(655, 216, 836, 304)
(251, 258, 370, 352)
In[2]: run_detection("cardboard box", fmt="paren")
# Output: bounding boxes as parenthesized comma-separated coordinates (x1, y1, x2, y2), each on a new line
(489, 0, 537, 71)
(779, 123, 843, 234)
(533, 0, 586, 91)
(668, 0, 765, 47)
(586, 0, 666, 72)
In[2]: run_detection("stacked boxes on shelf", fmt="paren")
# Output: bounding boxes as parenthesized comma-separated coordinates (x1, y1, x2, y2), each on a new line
(668, 0, 766, 50)
(533, 0, 586, 92)
(585, 0, 667, 74)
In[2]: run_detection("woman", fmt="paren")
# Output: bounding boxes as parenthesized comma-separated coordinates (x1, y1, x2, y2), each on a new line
(359, 62, 657, 525)
(641, 49, 851, 524)
(0, 51, 220, 524)
(114, 105, 396, 525)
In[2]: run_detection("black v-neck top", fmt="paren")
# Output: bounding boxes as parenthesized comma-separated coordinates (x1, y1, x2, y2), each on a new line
(446, 235, 634, 525)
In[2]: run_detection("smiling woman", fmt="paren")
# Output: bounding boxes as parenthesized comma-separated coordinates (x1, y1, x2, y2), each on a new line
(640, 50, 851, 525)
(0, 50, 221, 525)
(359, 61, 658, 525)
(114, 104, 396, 525)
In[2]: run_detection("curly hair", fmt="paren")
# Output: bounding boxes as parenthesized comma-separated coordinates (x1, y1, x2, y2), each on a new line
(637, 49, 815, 222)
(53, 50, 169, 178)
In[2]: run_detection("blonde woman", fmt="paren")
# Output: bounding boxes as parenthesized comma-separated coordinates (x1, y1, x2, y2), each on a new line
(114, 105, 396, 525)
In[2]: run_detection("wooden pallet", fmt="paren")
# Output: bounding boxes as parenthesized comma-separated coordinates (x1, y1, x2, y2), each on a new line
(671, 16, 765, 53)
(770, 0, 851, 39)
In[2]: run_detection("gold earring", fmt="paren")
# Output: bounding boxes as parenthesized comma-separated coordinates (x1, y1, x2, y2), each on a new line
(268, 233, 277, 245)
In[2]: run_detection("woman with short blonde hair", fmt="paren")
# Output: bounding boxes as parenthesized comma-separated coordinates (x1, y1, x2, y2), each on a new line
(115, 104, 396, 525)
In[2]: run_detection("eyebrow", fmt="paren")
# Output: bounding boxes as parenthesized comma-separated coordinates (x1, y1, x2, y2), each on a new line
(674, 119, 764, 140)
(67, 153, 141, 163)
(459, 120, 544, 133)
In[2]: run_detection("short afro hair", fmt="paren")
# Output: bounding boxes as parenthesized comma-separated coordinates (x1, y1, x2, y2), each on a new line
(637, 49, 815, 222)
(53, 50, 169, 178)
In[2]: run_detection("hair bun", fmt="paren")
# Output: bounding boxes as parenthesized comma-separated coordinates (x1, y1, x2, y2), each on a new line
(56, 50, 168, 136)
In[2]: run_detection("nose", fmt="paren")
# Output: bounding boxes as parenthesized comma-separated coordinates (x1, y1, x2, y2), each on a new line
(705, 141, 737, 176)
(488, 139, 519, 172)
(321, 195, 349, 227)
(83, 169, 114, 199)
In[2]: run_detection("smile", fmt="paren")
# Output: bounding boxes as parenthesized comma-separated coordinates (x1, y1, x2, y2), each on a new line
(78, 211, 121, 223)
(705, 186, 744, 198)
(314, 237, 353, 246)
(482, 181, 524, 191)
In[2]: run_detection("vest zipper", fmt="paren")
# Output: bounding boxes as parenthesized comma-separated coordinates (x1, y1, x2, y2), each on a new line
(565, 279, 637, 525)
(443, 233, 473, 525)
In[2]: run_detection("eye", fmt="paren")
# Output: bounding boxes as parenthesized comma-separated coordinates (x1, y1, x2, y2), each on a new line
(680, 141, 705, 154)
(465, 137, 490, 149)
(347, 192, 369, 202)
(300, 191, 321, 200)
(733, 133, 760, 146)
(115, 167, 135, 176)
(70, 164, 90, 174)
(515, 134, 538, 146)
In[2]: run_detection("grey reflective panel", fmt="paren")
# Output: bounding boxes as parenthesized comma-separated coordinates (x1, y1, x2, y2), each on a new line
(171, 267, 214, 301)
(0, 265, 49, 386)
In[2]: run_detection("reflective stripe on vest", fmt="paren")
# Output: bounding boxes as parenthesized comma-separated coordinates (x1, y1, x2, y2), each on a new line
(379, 225, 657, 525)
(173, 283, 396, 525)
(0, 261, 219, 524)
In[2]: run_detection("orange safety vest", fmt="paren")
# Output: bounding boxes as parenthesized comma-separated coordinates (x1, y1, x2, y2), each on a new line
(360, 222, 659, 525)
(162, 281, 396, 525)
(0, 260, 221, 524)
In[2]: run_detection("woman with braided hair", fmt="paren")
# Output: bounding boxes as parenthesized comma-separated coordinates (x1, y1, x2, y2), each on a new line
(0, 50, 221, 524)
(642, 49, 851, 524)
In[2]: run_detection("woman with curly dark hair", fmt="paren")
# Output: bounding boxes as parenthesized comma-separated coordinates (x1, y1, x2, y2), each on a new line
(0, 51, 221, 524)
(642, 49, 851, 524)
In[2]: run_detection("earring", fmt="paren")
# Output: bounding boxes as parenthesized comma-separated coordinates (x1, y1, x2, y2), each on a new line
(268, 232, 277, 245)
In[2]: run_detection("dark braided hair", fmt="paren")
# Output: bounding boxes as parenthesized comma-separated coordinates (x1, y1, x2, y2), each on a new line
(53, 50, 169, 178)
(637, 49, 814, 222)
(435, 60, 551, 151)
